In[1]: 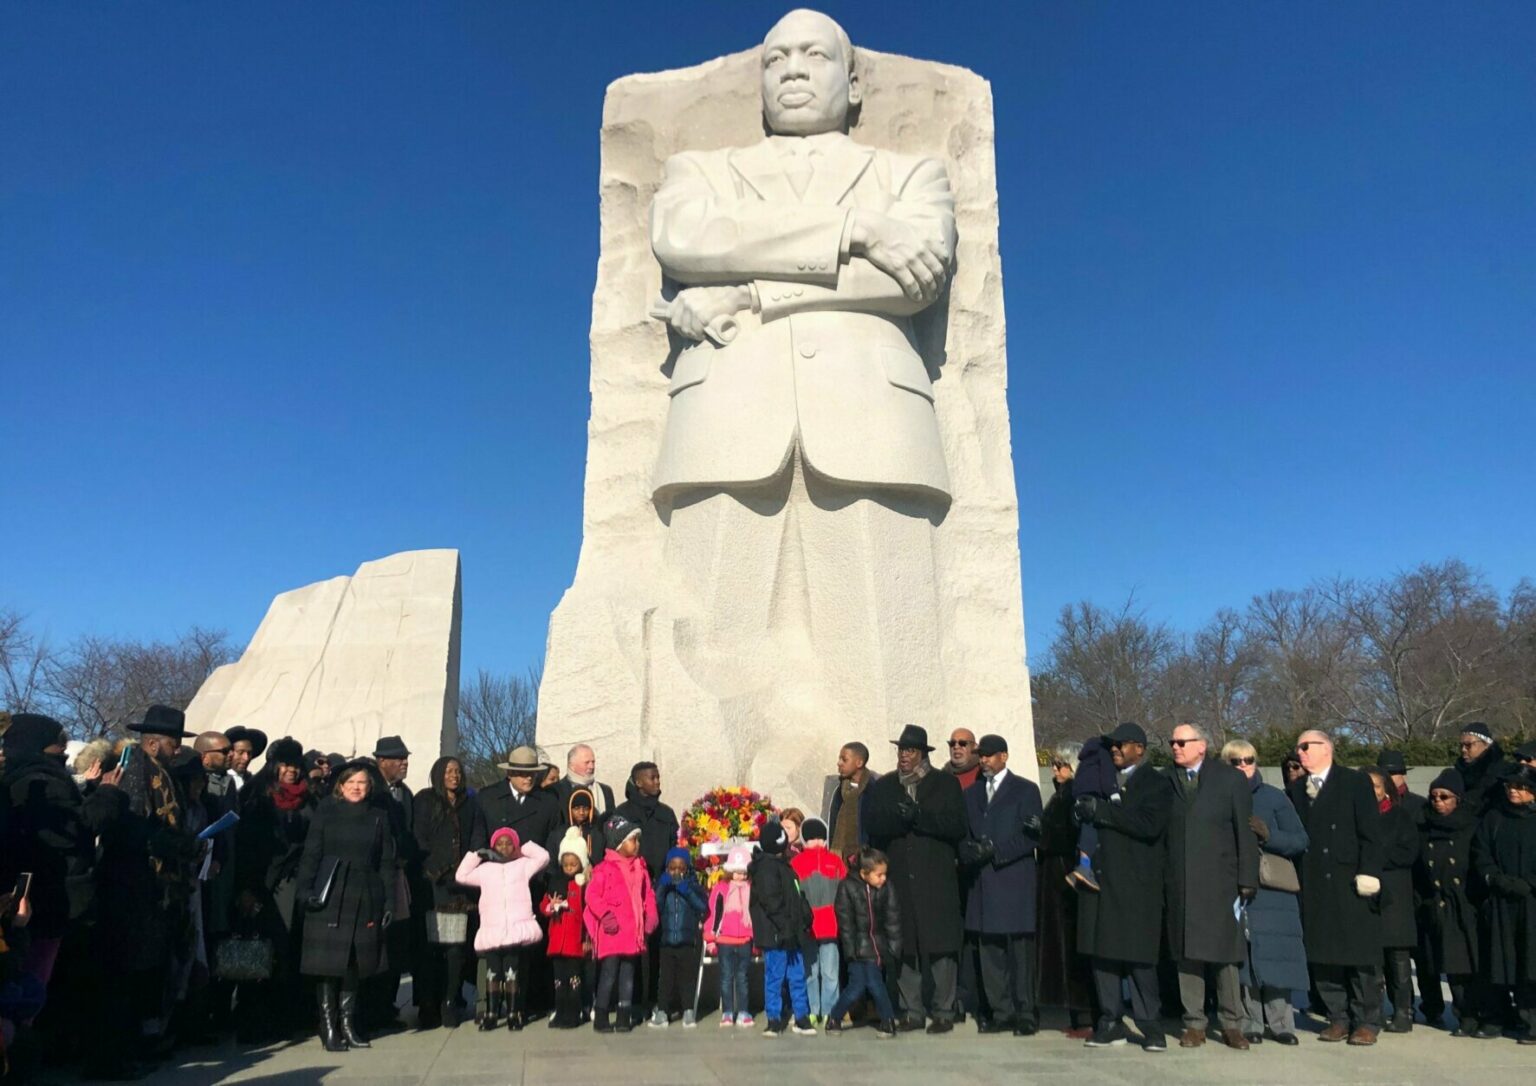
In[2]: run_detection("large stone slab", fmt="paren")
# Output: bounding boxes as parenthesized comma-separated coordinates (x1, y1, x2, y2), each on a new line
(537, 27, 1034, 813)
(187, 549, 461, 764)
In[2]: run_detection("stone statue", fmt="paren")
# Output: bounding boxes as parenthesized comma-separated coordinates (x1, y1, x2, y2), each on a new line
(536, 10, 1035, 813)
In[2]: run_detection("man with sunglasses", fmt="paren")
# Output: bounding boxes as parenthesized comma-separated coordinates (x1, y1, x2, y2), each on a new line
(945, 730, 982, 791)
(1162, 723, 1259, 1050)
(1287, 730, 1385, 1045)
(1074, 722, 1174, 1052)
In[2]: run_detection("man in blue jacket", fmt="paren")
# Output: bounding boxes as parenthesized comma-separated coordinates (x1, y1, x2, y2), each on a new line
(960, 735, 1044, 1036)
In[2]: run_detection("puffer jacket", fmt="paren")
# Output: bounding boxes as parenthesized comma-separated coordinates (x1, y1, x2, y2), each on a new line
(655, 872, 708, 947)
(749, 851, 810, 951)
(583, 849, 658, 958)
(790, 845, 847, 942)
(456, 842, 549, 952)
(541, 876, 586, 958)
(705, 878, 753, 946)
(834, 874, 902, 967)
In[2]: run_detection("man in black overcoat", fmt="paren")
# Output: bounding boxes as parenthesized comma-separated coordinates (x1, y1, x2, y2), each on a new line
(1163, 722, 1259, 1050)
(1075, 721, 1174, 1053)
(369, 735, 418, 1030)
(960, 734, 1043, 1035)
(864, 724, 969, 1034)
(1288, 729, 1385, 1044)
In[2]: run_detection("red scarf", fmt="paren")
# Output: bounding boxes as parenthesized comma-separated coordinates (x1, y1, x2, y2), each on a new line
(1378, 796, 1394, 815)
(272, 779, 310, 811)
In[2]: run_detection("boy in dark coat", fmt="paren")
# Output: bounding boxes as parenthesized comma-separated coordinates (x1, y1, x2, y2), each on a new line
(826, 847, 902, 1039)
(750, 820, 815, 1036)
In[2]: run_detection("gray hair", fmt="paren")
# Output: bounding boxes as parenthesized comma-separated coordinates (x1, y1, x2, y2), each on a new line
(566, 743, 593, 768)
(1173, 722, 1210, 744)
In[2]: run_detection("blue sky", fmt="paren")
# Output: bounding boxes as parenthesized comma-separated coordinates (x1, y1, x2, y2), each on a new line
(3, 2, 1533, 679)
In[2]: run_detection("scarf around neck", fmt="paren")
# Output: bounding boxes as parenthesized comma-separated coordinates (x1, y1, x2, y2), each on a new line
(898, 757, 932, 796)
(272, 779, 310, 811)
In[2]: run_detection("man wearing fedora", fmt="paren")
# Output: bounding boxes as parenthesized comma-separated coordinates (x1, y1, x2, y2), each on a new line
(370, 736, 420, 1031)
(864, 725, 968, 1033)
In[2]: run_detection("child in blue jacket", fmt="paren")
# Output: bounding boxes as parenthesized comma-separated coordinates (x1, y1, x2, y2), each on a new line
(650, 846, 708, 1027)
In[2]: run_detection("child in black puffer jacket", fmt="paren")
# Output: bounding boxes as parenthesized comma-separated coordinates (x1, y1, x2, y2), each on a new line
(826, 847, 902, 1038)
(750, 819, 814, 1037)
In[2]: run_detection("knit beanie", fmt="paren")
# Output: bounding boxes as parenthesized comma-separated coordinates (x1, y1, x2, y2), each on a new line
(759, 818, 788, 856)
(1429, 768, 1465, 797)
(1, 713, 66, 757)
(802, 817, 828, 843)
(604, 813, 641, 847)
(1461, 721, 1494, 745)
(665, 845, 693, 871)
(558, 828, 591, 884)
(724, 845, 752, 873)
(490, 827, 521, 853)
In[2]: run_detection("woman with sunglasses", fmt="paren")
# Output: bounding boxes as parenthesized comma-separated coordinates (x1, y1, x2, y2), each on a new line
(1220, 739, 1307, 1045)
(1413, 769, 1488, 1036)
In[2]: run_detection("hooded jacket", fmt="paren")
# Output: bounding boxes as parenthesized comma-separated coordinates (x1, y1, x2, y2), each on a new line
(790, 844, 847, 941)
(655, 847, 709, 947)
(583, 847, 659, 958)
(456, 840, 549, 952)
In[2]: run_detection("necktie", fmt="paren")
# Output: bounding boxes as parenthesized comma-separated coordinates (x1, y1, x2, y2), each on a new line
(986, 777, 997, 803)
(782, 146, 815, 199)
(1306, 775, 1322, 799)
(1186, 768, 1196, 783)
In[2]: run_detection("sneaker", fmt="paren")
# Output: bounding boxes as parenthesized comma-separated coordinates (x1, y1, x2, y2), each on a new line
(875, 1019, 897, 1040)
(1085, 1023, 1128, 1047)
(763, 1019, 783, 1038)
(719, 1014, 735, 1029)
(825, 1018, 843, 1035)
(737, 1015, 755, 1029)
(647, 1008, 668, 1029)
(792, 1018, 817, 1035)
(1141, 1032, 1167, 1053)
(1069, 865, 1101, 892)
(682, 1010, 697, 1028)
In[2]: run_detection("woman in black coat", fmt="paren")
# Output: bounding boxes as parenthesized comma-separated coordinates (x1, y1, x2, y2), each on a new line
(1414, 768, 1482, 1034)
(411, 756, 486, 1029)
(296, 761, 398, 1052)
(1471, 764, 1536, 1044)
(232, 737, 315, 1042)
(1034, 747, 1096, 1033)
(1367, 766, 1420, 1032)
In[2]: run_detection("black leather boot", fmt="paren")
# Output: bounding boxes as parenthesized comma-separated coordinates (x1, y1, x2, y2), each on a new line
(338, 988, 371, 1048)
(316, 981, 347, 1053)
(594, 1008, 613, 1034)
(479, 981, 502, 1031)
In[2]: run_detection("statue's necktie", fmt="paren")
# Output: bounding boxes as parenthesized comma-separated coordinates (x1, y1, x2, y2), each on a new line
(782, 147, 815, 199)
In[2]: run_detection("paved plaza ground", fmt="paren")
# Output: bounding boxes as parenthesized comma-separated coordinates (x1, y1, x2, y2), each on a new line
(44, 1006, 1532, 1085)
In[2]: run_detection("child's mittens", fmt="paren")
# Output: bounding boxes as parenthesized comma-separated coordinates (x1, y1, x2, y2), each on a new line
(600, 913, 620, 935)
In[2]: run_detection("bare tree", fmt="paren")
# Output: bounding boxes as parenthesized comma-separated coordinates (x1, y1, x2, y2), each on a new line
(1, 609, 50, 712)
(1242, 587, 1360, 737)
(457, 665, 542, 787)
(1162, 609, 1264, 746)
(43, 627, 238, 737)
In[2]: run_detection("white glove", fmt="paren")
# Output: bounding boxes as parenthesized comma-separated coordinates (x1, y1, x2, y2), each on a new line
(1353, 874, 1381, 898)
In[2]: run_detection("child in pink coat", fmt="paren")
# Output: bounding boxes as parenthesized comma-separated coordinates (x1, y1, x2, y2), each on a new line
(456, 827, 549, 1030)
(583, 814, 658, 1033)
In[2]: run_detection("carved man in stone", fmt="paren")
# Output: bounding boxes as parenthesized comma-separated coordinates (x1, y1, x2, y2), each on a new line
(646, 9, 957, 755)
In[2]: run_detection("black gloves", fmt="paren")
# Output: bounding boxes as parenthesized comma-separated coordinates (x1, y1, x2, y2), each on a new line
(1020, 814, 1042, 836)
(1074, 795, 1104, 826)
(1489, 873, 1531, 900)
(895, 793, 919, 825)
(958, 837, 995, 867)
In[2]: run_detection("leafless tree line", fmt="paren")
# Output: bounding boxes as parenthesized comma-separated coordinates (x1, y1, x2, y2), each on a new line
(0, 609, 238, 737)
(456, 665, 542, 786)
(1032, 559, 1536, 752)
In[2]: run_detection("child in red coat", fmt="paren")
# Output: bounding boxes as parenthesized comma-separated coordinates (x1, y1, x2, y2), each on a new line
(541, 830, 592, 1029)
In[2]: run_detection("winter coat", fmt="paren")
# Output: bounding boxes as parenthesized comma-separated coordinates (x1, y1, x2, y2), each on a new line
(235, 779, 315, 931)
(1163, 760, 1260, 964)
(827, 768, 876, 858)
(456, 842, 549, 951)
(863, 766, 968, 956)
(551, 777, 616, 820)
(1456, 744, 1507, 817)
(705, 879, 753, 946)
(833, 874, 902, 967)
(295, 796, 397, 978)
(748, 851, 810, 952)
(1471, 800, 1536, 986)
(583, 850, 658, 958)
(1072, 737, 1117, 800)
(413, 768, 489, 911)
(0, 754, 96, 939)
(474, 781, 561, 862)
(1288, 765, 1384, 967)
(613, 792, 681, 878)
(541, 878, 586, 958)
(1377, 801, 1420, 948)
(1241, 776, 1310, 993)
(1036, 778, 1094, 1013)
(1415, 804, 1478, 976)
(962, 770, 1043, 936)
(655, 872, 708, 947)
(1076, 761, 1173, 965)
(791, 846, 848, 941)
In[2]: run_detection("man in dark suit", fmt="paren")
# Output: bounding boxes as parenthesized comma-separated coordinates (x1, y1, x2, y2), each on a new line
(864, 725, 969, 1034)
(1288, 729, 1385, 1045)
(1163, 722, 1260, 1050)
(960, 734, 1043, 1035)
(370, 735, 418, 1030)
(475, 744, 562, 851)
(1075, 721, 1175, 1053)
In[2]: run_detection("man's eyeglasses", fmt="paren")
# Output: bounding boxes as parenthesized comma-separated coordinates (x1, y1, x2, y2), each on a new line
(1228, 756, 1256, 767)
(1429, 791, 1458, 802)
(1459, 740, 1482, 750)
(948, 739, 972, 748)
(1295, 741, 1325, 752)
(1169, 738, 1200, 748)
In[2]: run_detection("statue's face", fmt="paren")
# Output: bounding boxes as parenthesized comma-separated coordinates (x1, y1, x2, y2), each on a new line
(760, 11, 859, 136)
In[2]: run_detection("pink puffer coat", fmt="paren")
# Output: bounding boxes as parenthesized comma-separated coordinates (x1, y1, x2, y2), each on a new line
(583, 849, 658, 959)
(456, 842, 549, 952)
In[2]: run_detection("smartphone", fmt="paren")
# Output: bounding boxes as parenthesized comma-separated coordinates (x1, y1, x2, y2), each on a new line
(14, 872, 32, 900)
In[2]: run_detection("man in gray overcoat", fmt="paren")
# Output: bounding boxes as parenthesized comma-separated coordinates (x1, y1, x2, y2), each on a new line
(1164, 722, 1259, 1050)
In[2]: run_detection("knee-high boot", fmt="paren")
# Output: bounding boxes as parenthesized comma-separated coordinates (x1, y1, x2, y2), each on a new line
(339, 985, 371, 1048)
(1385, 951, 1414, 1032)
(316, 981, 347, 1053)
(479, 979, 502, 1031)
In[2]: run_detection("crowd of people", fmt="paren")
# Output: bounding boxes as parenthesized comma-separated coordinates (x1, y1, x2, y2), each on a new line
(1, 707, 1534, 1080)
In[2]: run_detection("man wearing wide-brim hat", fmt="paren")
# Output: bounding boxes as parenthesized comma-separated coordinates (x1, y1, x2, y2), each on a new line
(224, 725, 268, 789)
(862, 724, 968, 1033)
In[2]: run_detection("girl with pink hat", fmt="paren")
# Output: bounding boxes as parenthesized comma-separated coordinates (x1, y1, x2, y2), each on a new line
(456, 827, 549, 1031)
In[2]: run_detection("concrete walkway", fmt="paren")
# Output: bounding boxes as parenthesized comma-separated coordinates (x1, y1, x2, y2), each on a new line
(49, 1011, 1533, 1085)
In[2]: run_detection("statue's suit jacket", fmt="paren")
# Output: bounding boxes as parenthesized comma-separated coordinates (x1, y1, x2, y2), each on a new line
(649, 132, 955, 501)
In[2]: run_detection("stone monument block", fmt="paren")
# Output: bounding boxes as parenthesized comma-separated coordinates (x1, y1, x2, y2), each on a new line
(187, 549, 461, 763)
(537, 17, 1033, 813)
